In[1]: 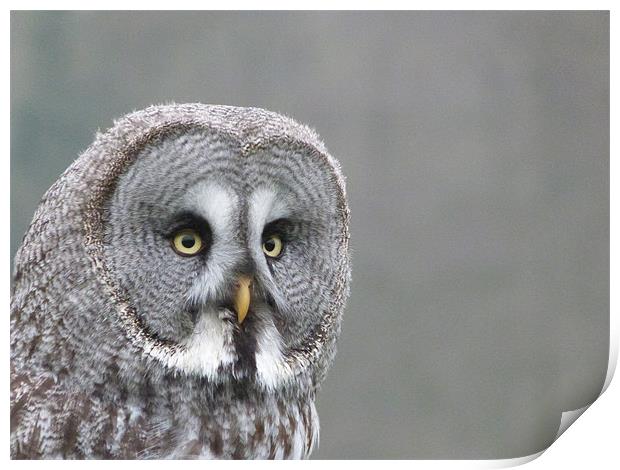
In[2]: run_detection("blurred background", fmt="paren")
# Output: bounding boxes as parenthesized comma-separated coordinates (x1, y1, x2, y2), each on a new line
(11, 11, 609, 459)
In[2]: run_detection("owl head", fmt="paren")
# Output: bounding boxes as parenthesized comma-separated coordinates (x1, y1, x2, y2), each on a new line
(52, 104, 352, 392)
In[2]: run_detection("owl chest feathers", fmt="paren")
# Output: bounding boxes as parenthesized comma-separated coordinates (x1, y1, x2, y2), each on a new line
(155, 392, 319, 459)
(11, 370, 319, 459)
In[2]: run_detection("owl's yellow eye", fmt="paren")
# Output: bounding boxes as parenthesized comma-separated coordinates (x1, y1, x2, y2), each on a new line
(262, 235, 283, 258)
(172, 229, 203, 256)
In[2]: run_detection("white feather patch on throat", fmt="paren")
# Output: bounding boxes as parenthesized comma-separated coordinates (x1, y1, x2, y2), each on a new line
(168, 310, 236, 378)
(254, 313, 294, 389)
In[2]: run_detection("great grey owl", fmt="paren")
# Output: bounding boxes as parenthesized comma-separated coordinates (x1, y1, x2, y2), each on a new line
(11, 103, 351, 459)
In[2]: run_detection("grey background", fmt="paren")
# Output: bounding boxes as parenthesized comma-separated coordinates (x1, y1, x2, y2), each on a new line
(11, 11, 609, 459)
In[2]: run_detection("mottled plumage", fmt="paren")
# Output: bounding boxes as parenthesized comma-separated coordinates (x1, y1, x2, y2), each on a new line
(11, 104, 350, 459)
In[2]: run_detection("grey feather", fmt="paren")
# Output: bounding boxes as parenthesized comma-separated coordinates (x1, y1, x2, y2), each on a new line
(11, 104, 351, 459)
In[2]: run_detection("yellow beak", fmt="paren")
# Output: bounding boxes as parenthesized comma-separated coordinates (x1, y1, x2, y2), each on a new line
(233, 275, 252, 324)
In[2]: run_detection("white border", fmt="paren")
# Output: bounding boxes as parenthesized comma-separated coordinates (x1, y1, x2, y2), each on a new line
(5, 4, 615, 467)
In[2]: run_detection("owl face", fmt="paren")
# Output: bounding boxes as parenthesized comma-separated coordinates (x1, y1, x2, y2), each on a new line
(103, 128, 344, 388)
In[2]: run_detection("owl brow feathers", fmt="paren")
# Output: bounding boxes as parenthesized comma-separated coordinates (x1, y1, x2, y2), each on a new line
(81, 114, 350, 383)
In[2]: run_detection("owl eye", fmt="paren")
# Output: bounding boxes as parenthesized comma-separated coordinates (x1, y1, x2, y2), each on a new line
(171, 229, 204, 256)
(262, 235, 283, 258)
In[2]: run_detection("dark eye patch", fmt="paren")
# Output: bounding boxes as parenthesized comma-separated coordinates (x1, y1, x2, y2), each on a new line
(165, 211, 212, 249)
(261, 218, 295, 242)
